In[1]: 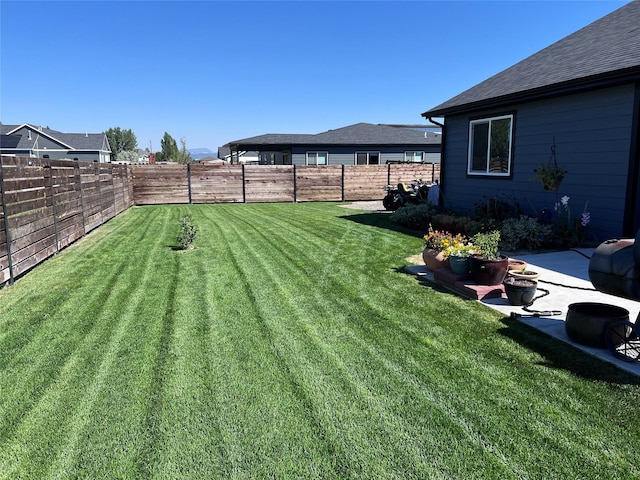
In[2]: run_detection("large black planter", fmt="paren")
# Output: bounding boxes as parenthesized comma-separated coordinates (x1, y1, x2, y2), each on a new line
(470, 255, 509, 285)
(565, 302, 630, 348)
(503, 277, 537, 306)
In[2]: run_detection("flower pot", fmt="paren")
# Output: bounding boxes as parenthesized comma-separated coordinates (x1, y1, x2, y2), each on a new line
(503, 277, 538, 306)
(422, 248, 449, 271)
(508, 269, 540, 281)
(470, 255, 509, 285)
(565, 302, 629, 348)
(508, 258, 527, 271)
(448, 255, 471, 275)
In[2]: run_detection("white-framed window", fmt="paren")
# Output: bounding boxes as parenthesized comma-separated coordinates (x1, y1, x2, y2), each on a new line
(468, 114, 513, 176)
(355, 151, 380, 165)
(307, 151, 328, 165)
(405, 151, 424, 163)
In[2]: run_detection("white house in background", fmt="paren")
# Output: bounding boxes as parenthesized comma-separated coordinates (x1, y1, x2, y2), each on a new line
(0, 123, 112, 162)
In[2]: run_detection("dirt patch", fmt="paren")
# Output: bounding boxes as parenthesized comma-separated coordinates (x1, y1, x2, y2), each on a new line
(339, 200, 386, 211)
(406, 253, 423, 265)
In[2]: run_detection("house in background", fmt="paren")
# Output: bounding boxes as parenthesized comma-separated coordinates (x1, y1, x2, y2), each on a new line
(421, 1, 640, 241)
(225, 123, 441, 166)
(0, 123, 112, 162)
(217, 146, 259, 164)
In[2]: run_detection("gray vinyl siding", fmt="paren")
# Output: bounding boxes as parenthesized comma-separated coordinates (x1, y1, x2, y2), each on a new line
(292, 153, 306, 165)
(441, 84, 636, 241)
(425, 152, 441, 163)
(382, 153, 404, 164)
(291, 146, 441, 166)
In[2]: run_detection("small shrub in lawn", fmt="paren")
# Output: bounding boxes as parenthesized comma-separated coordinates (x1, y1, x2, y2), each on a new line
(177, 215, 197, 250)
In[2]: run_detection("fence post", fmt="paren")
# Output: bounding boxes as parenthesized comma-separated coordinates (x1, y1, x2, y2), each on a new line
(242, 164, 246, 203)
(187, 163, 192, 204)
(96, 163, 104, 226)
(109, 163, 116, 215)
(46, 159, 60, 253)
(341, 165, 345, 202)
(293, 165, 297, 202)
(77, 161, 87, 233)
(0, 156, 14, 285)
(387, 163, 391, 186)
(122, 165, 128, 211)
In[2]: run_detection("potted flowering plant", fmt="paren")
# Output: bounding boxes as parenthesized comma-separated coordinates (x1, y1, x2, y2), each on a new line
(534, 163, 567, 191)
(422, 225, 463, 270)
(443, 243, 475, 275)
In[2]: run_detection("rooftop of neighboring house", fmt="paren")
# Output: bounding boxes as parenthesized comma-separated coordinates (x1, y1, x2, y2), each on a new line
(0, 123, 110, 151)
(227, 123, 442, 148)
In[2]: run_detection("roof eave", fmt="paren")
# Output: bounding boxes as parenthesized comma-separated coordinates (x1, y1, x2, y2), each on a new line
(422, 67, 640, 118)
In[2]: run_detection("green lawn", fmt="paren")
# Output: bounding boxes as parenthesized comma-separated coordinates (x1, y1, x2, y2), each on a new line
(1, 203, 639, 479)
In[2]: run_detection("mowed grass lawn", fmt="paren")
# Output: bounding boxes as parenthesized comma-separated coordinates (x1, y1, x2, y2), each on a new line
(1, 203, 639, 479)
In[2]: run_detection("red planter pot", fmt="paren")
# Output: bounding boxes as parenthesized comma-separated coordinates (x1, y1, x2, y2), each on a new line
(470, 255, 509, 285)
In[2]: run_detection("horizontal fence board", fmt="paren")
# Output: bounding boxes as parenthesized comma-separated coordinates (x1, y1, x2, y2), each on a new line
(295, 165, 343, 202)
(244, 165, 295, 203)
(343, 165, 389, 201)
(190, 164, 244, 203)
(1, 155, 134, 285)
(131, 165, 189, 204)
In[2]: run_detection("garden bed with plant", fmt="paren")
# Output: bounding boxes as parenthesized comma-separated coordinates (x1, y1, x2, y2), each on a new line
(0, 203, 638, 479)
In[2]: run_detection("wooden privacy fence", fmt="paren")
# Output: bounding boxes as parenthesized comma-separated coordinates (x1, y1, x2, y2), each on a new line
(0, 156, 134, 285)
(132, 163, 440, 205)
(0, 158, 438, 286)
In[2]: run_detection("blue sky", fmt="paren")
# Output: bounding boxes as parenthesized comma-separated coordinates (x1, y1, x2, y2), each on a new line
(0, 1, 630, 153)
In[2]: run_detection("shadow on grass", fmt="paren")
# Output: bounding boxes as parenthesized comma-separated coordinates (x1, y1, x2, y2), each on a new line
(340, 212, 423, 238)
(498, 316, 640, 385)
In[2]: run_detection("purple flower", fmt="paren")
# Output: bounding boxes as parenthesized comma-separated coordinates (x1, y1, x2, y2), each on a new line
(581, 211, 591, 227)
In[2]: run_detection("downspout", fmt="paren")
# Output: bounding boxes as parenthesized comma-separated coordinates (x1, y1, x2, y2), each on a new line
(428, 117, 444, 129)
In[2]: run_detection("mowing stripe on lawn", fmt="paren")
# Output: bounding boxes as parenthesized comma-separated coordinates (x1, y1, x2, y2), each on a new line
(1, 203, 640, 479)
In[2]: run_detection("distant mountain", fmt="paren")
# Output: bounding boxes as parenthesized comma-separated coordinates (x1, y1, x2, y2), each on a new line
(189, 148, 216, 160)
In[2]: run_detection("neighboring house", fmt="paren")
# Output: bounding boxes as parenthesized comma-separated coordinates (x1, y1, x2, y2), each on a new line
(0, 123, 112, 162)
(225, 123, 442, 166)
(421, 0, 640, 241)
(217, 146, 259, 164)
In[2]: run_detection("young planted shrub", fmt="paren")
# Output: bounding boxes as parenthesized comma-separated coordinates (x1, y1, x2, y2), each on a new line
(177, 215, 198, 250)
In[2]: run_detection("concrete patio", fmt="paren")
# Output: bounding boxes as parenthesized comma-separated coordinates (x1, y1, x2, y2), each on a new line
(407, 248, 640, 377)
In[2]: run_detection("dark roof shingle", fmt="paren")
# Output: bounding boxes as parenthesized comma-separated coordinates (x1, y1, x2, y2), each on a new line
(229, 123, 440, 147)
(423, 1, 640, 117)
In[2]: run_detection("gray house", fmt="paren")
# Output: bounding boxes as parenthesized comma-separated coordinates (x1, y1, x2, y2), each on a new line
(0, 123, 112, 162)
(226, 123, 441, 166)
(421, 1, 640, 241)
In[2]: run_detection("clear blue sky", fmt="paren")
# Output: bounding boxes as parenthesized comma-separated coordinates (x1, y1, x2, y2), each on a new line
(0, 0, 630, 153)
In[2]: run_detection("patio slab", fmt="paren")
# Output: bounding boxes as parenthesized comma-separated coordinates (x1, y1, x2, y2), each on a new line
(405, 249, 640, 377)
